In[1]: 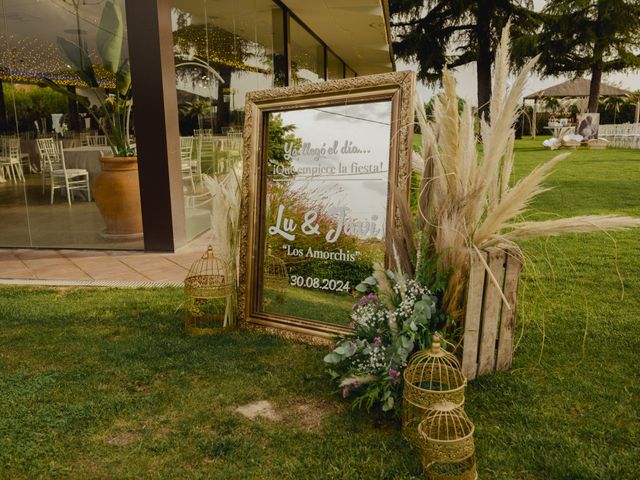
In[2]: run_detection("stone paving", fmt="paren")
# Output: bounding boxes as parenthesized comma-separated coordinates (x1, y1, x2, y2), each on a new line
(0, 234, 211, 286)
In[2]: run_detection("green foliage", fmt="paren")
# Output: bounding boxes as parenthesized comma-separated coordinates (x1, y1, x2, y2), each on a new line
(179, 100, 212, 130)
(267, 113, 302, 166)
(1, 140, 639, 478)
(1, 84, 67, 133)
(284, 252, 377, 293)
(544, 97, 562, 112)
(180, 100, 211, 119)
(390, 0, 540, 114)
(415, 234, 449, 297)
(600, 95, 633, 124)
(538, 0, 640, 111)
(325, 271, 449, 414)
(422, 96, 465, 118)
(95, 0, 124, 74)
(263, 286, 355, 326)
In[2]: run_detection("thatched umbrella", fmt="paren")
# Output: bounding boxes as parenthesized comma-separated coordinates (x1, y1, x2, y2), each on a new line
(523, 78, 634, 138)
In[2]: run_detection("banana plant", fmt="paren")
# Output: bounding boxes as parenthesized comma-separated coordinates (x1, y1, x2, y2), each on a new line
(45, 0, 134, 157)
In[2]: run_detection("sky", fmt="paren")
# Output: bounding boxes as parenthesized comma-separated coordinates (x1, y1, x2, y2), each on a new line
(398, 0, 640, 106)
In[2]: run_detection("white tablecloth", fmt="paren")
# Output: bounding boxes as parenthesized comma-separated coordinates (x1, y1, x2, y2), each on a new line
(63, 146, 111, 186)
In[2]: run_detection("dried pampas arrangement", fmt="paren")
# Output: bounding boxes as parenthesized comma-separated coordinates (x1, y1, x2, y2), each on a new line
(203, 164, 242, 327)
(406, 23, 640, 323)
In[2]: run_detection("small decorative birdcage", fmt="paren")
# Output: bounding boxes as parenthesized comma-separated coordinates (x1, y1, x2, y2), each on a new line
(264, 252, 288, 304)
(184, 245, 233, 335)
(418, 402, 477, 480)
(402, 336, 467, 446)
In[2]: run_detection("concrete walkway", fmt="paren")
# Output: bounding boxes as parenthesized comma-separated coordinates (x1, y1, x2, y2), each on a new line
(0, 234, 211, 287)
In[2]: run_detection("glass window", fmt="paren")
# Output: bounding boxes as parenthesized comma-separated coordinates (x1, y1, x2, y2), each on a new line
(171, 0, 285, 240)
(0, 0, 142, 250)
(326, 50, 344, 80)
(290, 18, 325, 85)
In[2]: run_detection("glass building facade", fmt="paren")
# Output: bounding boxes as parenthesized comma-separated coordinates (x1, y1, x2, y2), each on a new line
(0, 0, 141, 249)
(0, 0, 390, 252)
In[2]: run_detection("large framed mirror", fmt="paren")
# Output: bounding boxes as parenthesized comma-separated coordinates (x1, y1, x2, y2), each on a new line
(239, 71, 415, 340)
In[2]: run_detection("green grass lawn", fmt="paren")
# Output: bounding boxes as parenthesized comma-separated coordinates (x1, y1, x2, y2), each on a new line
(263, 285, 355, 325)
(1, 139, 639, 479)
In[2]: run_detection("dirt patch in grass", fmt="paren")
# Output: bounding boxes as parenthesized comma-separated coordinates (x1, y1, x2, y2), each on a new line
(235, 398, 339, 431)
(235, 400, 282, 421)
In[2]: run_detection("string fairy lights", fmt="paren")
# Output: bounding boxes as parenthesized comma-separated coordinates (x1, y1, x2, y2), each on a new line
(0, 34, 116, 88)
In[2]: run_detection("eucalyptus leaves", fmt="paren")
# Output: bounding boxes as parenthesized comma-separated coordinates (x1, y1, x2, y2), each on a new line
(324, 266, 448, 413)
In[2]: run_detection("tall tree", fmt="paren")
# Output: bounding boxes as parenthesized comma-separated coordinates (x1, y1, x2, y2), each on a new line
(538, 0, 640, 113)
(390, 0, 540, 119)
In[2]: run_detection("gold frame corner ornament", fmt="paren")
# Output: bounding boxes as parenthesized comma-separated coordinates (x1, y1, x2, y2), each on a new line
(238, 71, 416, 341)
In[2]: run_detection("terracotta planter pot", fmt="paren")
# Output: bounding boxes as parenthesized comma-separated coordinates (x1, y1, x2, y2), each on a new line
(93, 156, 143, 240)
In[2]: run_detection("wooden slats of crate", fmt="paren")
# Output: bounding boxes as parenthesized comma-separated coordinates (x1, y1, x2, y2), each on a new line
(461, 248, 523, 380)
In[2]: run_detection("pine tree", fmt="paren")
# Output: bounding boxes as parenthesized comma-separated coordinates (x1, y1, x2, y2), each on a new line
(538, 0, 640, 113)
(390, 0, 540, 119)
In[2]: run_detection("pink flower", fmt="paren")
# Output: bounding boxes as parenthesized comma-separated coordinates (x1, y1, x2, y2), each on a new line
(388, 368, 400, 379)
(342, 385, 350, 398)
(374, 337, 382, 346)
(367, 292, 377, 301)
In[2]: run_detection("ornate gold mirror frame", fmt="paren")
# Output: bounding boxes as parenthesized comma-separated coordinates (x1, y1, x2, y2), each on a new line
(238, 71, 416, 341)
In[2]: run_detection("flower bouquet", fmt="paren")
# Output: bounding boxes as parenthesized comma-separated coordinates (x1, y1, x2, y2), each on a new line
(324, 264, 448, 413)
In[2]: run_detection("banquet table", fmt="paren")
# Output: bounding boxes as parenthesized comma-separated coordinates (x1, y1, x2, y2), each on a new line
(63, 146, 111, 186)
(21, 138, 83, 171)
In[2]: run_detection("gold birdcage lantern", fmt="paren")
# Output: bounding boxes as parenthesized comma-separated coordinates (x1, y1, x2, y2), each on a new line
(184, 246, 233, 335)
(264, 252, 288, 305)
(418, 402, 477, 480)
(402, 336, 467, 446)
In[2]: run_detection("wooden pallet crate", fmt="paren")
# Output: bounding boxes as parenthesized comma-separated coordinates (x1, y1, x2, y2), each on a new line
(461, 248, 523, 380)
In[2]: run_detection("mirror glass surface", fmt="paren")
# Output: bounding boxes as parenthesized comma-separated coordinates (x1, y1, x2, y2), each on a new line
(257, 100, 392, 326)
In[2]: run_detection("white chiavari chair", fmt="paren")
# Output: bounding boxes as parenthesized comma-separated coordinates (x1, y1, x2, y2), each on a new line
(44, 141, 91, 205)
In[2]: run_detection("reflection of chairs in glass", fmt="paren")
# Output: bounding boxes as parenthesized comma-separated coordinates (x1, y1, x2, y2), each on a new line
(12, 138, 32, 174)
(264, 253, 288, 304)
(37, 137, 57, 192)
(194, 128, 212, 136)
(79, 132, 90, 146)
(86, 135, 108, 146)
(196, 134, 215, 174)
(45, 141, 91, 205)
(225, 132, 243, 150)
(213, 132, 242, 174)
(0, 138, 25, 182)
(180, 136, 196, 191)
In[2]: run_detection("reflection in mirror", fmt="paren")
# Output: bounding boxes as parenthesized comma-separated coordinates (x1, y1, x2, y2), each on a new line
(258, 101, 392, 326)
